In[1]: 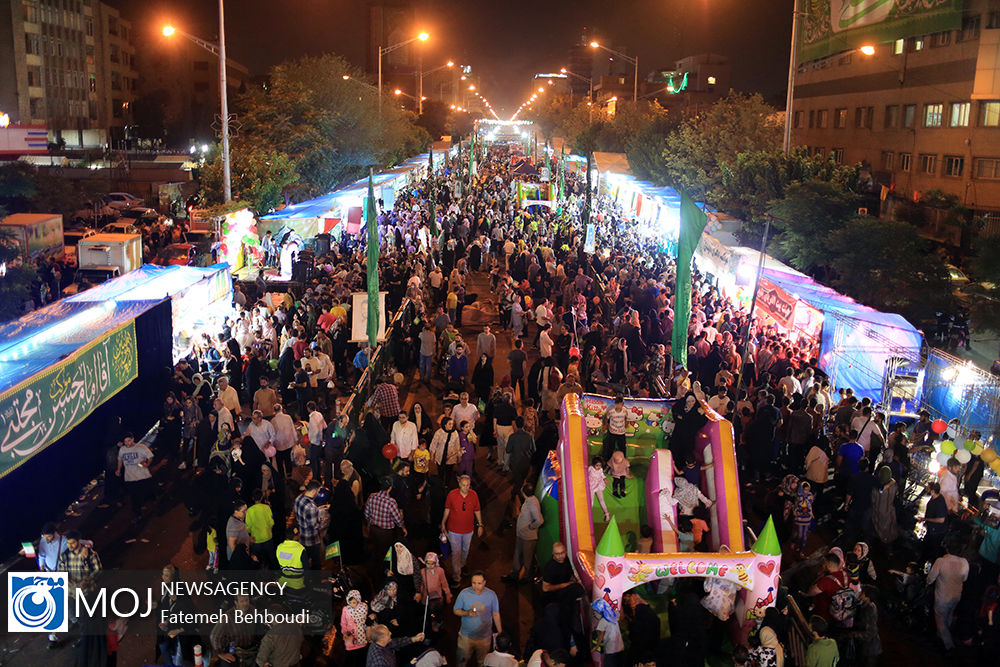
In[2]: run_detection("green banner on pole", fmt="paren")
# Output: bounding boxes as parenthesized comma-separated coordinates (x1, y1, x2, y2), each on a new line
(798, 0, 961, 64)
(671, 191, 707, 368)
(325, 541, 341, 560)
(365, 171, 379, 349)
(0, 322, 138, 479)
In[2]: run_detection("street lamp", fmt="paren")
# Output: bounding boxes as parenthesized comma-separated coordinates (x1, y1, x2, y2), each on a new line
(379, 31, 429, 115)
(419, 60, 453, 115)
(562, 67, 594, 122)
(590, 40, 638, 102)
(162, 0, 233, 202)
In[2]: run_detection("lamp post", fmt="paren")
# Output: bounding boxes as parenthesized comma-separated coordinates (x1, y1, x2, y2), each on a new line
(419, 61, 454, 115)
(561, 67, 593, 122)
(163, 0, 232, 202)
(782, 0, 803, 154)
(379, 32, 428, 116)
(590, 41, 638, 102)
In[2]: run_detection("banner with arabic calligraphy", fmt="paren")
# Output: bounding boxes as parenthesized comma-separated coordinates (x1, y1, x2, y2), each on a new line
(0, 322, 138, 479)
(798, 0, 962, 64)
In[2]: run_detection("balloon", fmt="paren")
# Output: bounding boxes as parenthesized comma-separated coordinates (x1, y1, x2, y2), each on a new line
(941, 440, 956, 455)
(268, 359, 278, 370)
(381, 443, 399, 460)
(972, 443, 985, 456)
(954, 449, 971, 464)
(964, 439, 980, 451)
(982, 448, 998, 464)
(931, 419, 948, 434)
(936, 451, 951, 466)
(992, 459, 1000, 474)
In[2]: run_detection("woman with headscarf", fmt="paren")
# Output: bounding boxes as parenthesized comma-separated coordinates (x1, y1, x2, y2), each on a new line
(340, 590, 369, 667)
(748, 625, 785, 667)
(870, 465, 898, 544)
(191, 373, 214, 419)
(592, 598, 625, 665)
(471, 353, 494, 402)
(430, 417, 461, 488)
(327, 472, 365, 565)
(370, 580, 400, 628)
(161, 392, 183, 463)
(670, 392, 708, 465)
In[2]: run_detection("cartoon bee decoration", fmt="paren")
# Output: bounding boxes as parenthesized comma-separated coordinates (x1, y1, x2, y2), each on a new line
(734, 563, 750, 584)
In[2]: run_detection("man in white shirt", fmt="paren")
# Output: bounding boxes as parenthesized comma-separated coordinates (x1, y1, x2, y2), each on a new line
(215, 398, 234, 434)
(270, 404, 297, 477)
(452, 392, 480, 429)
(217, 377, 241, 418)
(777, 368, 802, 398)
(939, 458, 962, 513)
(926, 540, 969, 651)
(390, 410, 420, 459)
(534, 299, 552, 328)
(538, 326, 554, 359)
(245, 410, 276, 459)
(307, 401, 327, 481)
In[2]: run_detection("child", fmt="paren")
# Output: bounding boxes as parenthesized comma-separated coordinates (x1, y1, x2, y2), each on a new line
(663, 512, 695, 552)
(205, 522, 219, 574)
(676, 456, 700, 487)
(608, 450, 631, 498)
(412, 440, 431, 490)
(588, 457, 611, 521)
(793, 480, 814, 553)
(637, 524, 653, 553)
(852, 542, 878, 585)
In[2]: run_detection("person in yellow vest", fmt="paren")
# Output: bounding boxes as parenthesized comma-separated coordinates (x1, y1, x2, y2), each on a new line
(275, 531, 305, 591)
(246, 490, 276, 570)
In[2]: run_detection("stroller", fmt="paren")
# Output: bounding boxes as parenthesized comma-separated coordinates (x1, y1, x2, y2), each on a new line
(886, 563, 934, 633)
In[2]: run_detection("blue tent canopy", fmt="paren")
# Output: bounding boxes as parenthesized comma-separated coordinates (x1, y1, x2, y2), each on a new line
(0, 264, 230, 394)
(762, 268, 923, 401)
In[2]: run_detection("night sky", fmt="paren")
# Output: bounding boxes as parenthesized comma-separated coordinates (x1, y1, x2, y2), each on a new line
(119, 0, 795, 116)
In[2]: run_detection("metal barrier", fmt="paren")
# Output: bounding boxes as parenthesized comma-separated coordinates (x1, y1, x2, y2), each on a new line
(785, 594, 816, 666)
(340, 298, 413, 429)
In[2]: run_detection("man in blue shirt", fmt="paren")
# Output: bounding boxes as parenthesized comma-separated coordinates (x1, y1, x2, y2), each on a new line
(30, 522, 68, 572)
(453, 571, 501, 667)
(835, 429, 864, 492)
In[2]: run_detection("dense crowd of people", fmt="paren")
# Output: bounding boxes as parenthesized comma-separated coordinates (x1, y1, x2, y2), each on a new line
(19, 143, 1000, 667)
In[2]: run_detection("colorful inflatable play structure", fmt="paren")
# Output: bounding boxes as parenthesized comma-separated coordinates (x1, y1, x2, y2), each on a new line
(550, 392, 782, 650)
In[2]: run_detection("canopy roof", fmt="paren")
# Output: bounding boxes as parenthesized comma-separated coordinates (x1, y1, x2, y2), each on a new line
(0, 264, 229, 394)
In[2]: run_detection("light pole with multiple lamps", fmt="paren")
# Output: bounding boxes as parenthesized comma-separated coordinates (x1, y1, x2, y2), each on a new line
(419, 61, 454, 115)
(590, 41, 638, 102)
(379, 32, 429, 115)
(561, 67, 594, 122)
(162, 0, 232, 202)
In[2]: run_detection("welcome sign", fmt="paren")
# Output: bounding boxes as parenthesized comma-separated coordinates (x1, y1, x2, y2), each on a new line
(798, 0, 962, 64)
(0, 323, 138, 479)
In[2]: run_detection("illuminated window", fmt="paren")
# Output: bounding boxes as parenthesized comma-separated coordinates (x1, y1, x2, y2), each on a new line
(980, 101, 1000, 126)
(899, 152, 912, 172)
(707, 76, 716, 85)
(911, 37, 925, 51)
(919, 154, 937, 174)
(892, 38, 904, 55)
(944, 156, 964, 177)
(924, 103, 943, 127)
(834, 108, 847, 128)
(950, 102, 970, 127)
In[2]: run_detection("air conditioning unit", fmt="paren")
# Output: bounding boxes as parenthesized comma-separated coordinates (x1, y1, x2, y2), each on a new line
(858, 207, 868, 216)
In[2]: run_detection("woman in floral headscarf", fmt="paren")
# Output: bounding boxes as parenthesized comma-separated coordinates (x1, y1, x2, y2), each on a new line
(370, 580, 400, 628)
(340, 589, 369, 667)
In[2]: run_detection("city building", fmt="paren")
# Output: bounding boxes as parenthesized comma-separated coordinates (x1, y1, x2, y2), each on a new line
(646, 54, 730, 115)
(790, 0, 1000, 230)
(0, 0, 137, 149)
(367, 0, 419, 100)
(566, 28, 595, 97)
(131, 30, 249, 147)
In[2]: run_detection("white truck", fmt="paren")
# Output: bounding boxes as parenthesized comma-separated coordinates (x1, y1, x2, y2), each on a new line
(75, 233, 143, 283)
(0, 213, 64, 261)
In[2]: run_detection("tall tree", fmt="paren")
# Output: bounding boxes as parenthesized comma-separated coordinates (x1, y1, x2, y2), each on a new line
(767, 179, 861, 273)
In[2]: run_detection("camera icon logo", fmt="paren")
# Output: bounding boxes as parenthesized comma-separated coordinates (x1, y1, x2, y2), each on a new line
(7, 573, 68, 633)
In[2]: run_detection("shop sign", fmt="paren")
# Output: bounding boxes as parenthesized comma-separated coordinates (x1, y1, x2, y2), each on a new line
(757, 278, 796, 329)
(0, 323, 138, 479)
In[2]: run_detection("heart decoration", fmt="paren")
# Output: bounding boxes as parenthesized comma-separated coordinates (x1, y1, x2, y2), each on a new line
(757, 561, 775, 576)
(597, 562, 606, 573)
(595, 574, 606, 590)
(607, 562, 623, 578)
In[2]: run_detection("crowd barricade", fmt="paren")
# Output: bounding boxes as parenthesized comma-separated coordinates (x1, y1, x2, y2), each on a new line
(785, 594, 816, 666)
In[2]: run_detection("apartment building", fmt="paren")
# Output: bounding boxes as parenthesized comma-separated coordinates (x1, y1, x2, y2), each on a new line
(790, 0, 1000, 227)
(0, 0, 136, 148)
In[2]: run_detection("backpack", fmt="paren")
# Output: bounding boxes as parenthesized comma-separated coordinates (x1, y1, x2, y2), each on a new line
(828, 575, 859, 625)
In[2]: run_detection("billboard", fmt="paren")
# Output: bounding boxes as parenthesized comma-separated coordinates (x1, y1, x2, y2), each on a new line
(798, 0, 963, 64)
(0, 125, 48, 156)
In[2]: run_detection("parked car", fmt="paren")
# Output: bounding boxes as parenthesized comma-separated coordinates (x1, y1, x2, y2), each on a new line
(73, 200, 116, 225)
(104, 192, 143, 210)
(153, 243, 198, 266)
(102, 220, 140, 235)
(115, 207, 162, 226)
(63, 226, 97, 247)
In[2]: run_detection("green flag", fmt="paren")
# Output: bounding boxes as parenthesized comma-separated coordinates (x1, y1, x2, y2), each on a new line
(468, 132, 475, 182)
(325, 541, 341, 560)
(558, 143, 565, 202)
(671, 190, 707, 368)
(385, 546, 393, 562)
(428, 146, 438, 237)
(545, 140, 551, 175)
(365, 169, 379, 349)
